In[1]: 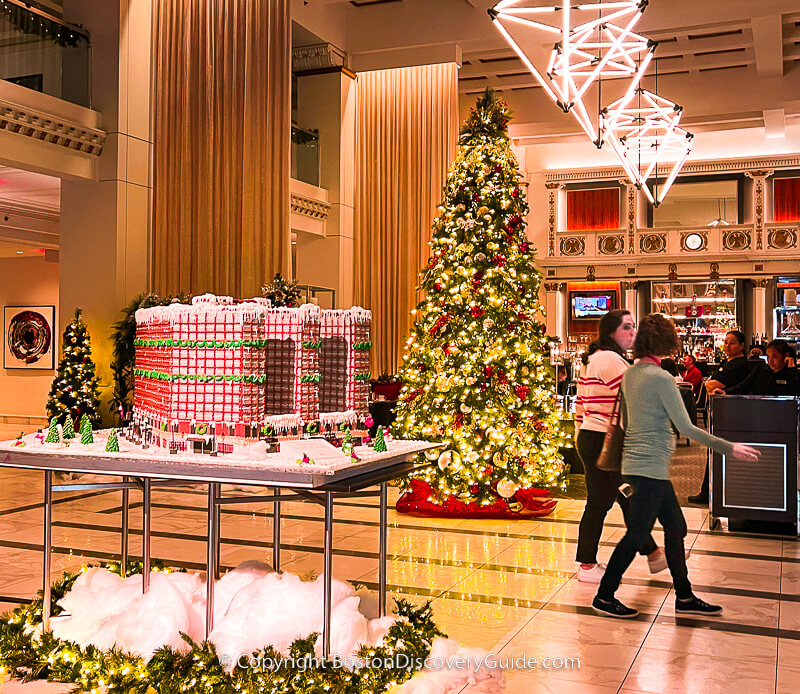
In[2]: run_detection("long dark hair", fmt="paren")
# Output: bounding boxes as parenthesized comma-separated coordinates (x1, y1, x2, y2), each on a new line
(585, 309, 631, 361)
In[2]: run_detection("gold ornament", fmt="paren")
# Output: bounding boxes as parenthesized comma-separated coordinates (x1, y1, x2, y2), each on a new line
(497, 479, 518, 499)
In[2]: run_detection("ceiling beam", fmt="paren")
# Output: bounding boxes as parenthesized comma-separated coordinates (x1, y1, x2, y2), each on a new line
(763, 108, 786, 139)
(751, 14, 784, 77)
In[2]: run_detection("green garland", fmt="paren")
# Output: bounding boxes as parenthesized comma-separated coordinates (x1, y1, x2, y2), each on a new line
(0, 565, 445, 693)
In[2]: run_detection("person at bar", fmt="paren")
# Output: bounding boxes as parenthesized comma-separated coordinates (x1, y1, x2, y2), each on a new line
(689, 330, 759, 504)
(713, 339, 800, 396)
(682, 354, 703, 398)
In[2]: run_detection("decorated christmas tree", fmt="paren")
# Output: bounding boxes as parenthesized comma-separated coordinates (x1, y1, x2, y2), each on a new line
(46, 309, 101, 427)
(261, 273, 301, 307)
(44, 417, 59, 443)
(62, 416, 75, 440)
(393, 90, 570, 516)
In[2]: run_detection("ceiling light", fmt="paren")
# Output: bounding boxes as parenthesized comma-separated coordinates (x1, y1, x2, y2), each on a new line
(16, 250, 23, 254)
(600, 88, 693, 206)
(490, 0, 654, 144)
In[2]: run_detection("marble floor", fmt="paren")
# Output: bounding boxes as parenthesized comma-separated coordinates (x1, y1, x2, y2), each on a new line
(0, 426, 797, 693)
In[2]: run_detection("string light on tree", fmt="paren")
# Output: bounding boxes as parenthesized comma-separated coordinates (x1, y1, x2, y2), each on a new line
(393, 90, 570, 512)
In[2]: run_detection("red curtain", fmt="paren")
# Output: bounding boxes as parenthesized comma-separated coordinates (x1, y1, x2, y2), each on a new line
(774, 178, 800, 222)
(567, 188, 620, 231)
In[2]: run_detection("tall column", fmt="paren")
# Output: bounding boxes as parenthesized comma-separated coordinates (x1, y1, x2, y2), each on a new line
(543, 282, 567, 343)
(60, 0, 152, 421)
(294, 70, 356, 307)
(623, 181, 638, 254)
(621, 281, 639, 321)
(753, 278, 770, 339)
(745, 170, 774, 251)
(545, 183, 561, 257)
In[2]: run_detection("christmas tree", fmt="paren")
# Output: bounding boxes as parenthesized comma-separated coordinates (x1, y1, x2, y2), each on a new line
(80, 419, 93, 445)
(62, 416, 75, 440)
(261, 273, 301, 307)
(393, 90, 570, 509)
(105, 429, 119, 452)
(373, 427, 387, 453)
(46, 309, 101, 427)
(45, 417, 59, 443)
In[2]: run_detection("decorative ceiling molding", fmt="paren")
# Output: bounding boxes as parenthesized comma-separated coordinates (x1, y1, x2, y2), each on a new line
(0, 198, 59, 223)
(292, 43, 347, 72)
(544, 155, 800, 183)
(0, 97, 106, 156)
(290, 193, 331, 221)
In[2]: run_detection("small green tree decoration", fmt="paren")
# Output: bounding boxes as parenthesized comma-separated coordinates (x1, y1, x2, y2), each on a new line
(105, 429, 119, 452)
(44, 417, 59, 443)
(373, 427, 387, 453)
(341, 428, 353, 455)
(46, 308, 101, 427)
(80, 419, 93, 445)
(62, 416, 75, 440)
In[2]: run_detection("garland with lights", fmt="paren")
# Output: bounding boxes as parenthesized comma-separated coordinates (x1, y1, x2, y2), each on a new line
(45, 308, 101, 428)
(0, 564, 444, 693)
(393, 89, 570, 515)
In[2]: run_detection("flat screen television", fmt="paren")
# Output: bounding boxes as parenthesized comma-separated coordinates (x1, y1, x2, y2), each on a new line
(570, 291, 616, 320)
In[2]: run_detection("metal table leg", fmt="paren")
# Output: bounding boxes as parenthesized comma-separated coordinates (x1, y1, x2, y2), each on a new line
(121, 476, 129, 577)
(42, 470, 52, 632)
(214, 488, 222, 581)
(322, 491, 333, 659)
(273, 488, 281, 571)
(379, 482, 388, 618)
(206, 482, 220, 640)
(142, 477, 151, 592)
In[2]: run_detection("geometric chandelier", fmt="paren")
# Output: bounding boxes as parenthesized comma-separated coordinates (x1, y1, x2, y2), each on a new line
(489, 0, 655, 144)
(600, 88, 694, 206)
(489, 0, 694, 205)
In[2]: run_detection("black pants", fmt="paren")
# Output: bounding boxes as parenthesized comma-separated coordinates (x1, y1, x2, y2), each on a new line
(575, 430, 658, 564)
(597, 475, 692, 601)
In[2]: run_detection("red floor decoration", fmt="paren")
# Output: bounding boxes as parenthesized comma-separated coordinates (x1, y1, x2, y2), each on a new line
(396, 479, 557, 519)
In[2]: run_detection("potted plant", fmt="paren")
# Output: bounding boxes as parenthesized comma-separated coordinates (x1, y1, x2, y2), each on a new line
(370, 372, 403, 400)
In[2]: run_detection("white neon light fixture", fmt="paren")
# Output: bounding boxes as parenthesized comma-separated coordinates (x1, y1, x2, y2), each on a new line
(489, 0, 655, 144)
(600, 88, 694, 206)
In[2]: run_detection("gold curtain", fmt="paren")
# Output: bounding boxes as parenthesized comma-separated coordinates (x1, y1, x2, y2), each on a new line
(151, 0, 291, 298)
(354, 63, 459, 375)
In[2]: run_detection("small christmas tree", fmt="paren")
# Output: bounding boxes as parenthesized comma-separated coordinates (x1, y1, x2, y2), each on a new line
(46, 308, 101, 427)
(373, 428, 387, 453)
(105, 429, 119, 452)
(45, 417, 59, 443)
(393, 90, 570, 508)
(80, 419, 93, 445)
(62, 416, 75, 440)
(341, 428, 353, 455)
(261, 273, 301, 307)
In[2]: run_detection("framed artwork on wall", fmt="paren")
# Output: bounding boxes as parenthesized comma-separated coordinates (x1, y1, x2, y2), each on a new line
(3, 305, 56, 370)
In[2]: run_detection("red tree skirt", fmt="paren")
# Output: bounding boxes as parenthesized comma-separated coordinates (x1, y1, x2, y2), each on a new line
(396, 479, 557, 519)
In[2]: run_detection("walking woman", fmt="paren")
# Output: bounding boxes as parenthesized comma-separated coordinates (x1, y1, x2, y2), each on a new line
(575, 310, 665, 583)
(593, 314, 760, 618)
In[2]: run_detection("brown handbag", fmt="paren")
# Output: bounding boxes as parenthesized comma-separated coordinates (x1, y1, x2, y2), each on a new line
(596, 389, 625, 472)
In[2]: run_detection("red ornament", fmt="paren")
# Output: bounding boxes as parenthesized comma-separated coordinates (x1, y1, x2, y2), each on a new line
(404, 388, 423, 403)
(442, 343, 451, 356)
(484, 365, 494, 379)
(434, 281, 443, 291)
(470, 483, 480, 494)
(455, 412, 464, 428)
(512, 189, 520, 198)
(520, 242, 530, 253)
(493, 254, 507, 267)
(493, 165, 502, 173)
(472, 193, 481, 202)
(470, 305, 485, 318)
(508, 215, 522, 228)
(515, 385, 530, 400)
(485, 465, 494, 475)
(517, 312, 529, 322)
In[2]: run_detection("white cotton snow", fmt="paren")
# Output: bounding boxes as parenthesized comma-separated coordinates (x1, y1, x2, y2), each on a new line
(49, 563, 504, 693)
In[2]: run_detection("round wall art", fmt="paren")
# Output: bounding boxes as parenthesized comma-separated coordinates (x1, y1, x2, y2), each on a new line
(3, 306, 55, 369)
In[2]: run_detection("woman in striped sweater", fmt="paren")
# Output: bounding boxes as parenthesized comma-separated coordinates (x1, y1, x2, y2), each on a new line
(575, 310, 665, 583)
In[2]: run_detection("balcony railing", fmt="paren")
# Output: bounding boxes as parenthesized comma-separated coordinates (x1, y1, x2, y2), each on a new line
(291, 125, 320, 187)
(0, 0, 90, 108)
(552, 222, 800, 261)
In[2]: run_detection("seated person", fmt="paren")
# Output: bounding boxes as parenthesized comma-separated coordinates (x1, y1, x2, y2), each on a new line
(714, 339, 799, 396)
(660, 357, 680, 377)
(704, 331, 758, 394)
(682, 355, 703, 398)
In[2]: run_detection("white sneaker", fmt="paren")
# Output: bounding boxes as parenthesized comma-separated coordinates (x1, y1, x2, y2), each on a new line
(577, 563, 606, 583)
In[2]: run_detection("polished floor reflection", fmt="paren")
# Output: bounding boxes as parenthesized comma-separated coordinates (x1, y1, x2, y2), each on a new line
(0, 440, 796, 692)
